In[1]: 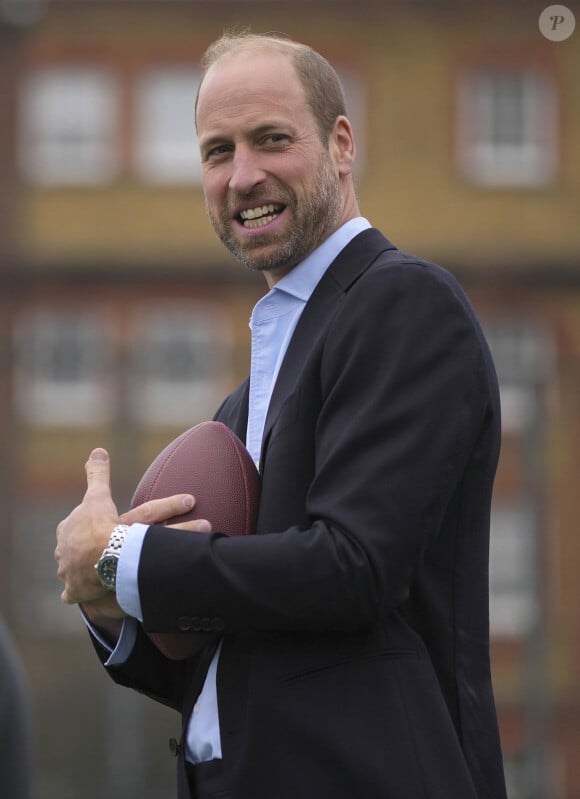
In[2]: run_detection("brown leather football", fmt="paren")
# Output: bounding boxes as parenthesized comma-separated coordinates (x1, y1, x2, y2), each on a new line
(130, 421, 260, 659)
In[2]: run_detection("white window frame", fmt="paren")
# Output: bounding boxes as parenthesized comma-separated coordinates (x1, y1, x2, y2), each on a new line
(129, 303, 232, 425)
(13, 309, 115, 426)
(456, 66, 558, 187)
(134, 66, 202, 184)
(19, 66, 120, 185)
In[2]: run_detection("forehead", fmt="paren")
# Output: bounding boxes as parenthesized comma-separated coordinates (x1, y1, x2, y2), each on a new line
(196, 48, 313, 137)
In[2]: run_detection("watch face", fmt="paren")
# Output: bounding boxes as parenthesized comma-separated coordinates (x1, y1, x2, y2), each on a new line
(97, 554, 119, 591)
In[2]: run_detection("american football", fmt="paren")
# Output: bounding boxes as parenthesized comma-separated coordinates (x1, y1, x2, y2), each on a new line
(130, 420, 260, 659)
(131, 420, 260, 531)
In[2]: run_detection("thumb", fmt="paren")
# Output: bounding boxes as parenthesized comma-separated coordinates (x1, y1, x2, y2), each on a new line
(84, 449, 111, 498)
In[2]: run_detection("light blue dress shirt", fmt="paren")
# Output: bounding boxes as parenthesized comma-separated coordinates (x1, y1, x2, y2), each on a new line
(98, 217, 371, 762)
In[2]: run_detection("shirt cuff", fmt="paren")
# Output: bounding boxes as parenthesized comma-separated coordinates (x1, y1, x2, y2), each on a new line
(116, 522, 149, 622)
(80, 610, 139, 666)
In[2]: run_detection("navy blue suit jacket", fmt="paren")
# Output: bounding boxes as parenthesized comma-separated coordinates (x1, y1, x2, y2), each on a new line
(95, 229, 507, 799)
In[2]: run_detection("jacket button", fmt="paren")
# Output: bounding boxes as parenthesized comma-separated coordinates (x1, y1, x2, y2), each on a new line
(176, 616, 192, 631)
(169, 737, 180, 757)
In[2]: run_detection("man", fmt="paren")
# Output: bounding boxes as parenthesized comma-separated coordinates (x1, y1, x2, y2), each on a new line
(56, 31, 507, 799)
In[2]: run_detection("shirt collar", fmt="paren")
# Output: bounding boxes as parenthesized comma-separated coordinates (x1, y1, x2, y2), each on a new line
(273, 217, 371, 303)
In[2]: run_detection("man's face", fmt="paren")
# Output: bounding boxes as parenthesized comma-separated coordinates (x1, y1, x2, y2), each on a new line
(196, 48, 345, 282)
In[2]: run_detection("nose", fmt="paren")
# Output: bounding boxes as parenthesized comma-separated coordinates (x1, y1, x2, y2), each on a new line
(228, 147, 266, 195)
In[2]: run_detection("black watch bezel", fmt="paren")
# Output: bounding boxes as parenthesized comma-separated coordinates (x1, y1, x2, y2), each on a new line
(96, 552, 120, 591)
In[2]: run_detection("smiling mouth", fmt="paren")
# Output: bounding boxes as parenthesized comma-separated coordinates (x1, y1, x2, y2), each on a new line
(238, 204, 285, 229)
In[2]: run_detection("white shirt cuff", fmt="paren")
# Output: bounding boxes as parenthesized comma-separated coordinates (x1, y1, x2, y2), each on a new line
(116, 522, 149, 622)
(80, 610, 139, 666)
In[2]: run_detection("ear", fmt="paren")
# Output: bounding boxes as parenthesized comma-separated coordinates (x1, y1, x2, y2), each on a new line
(328, 115, 356, 176)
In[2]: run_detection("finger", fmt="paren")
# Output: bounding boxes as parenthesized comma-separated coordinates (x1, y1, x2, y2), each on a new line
(56, 516, 69, 538)
(84, 449, 112, 497)
(168, 519, 212, 533)
(61, 587, 86, 605)
(120, 494, 195, 526)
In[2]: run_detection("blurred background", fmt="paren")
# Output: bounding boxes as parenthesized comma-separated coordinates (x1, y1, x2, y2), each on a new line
(0, 0, 579, 796)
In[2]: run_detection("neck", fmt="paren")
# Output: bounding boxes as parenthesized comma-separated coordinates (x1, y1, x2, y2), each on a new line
(264, 209, 362, 289)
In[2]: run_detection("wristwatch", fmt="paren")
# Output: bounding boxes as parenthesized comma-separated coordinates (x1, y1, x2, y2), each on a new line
(95, 524, 129, 591)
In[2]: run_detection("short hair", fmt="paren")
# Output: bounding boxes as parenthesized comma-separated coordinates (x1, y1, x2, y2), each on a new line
(196, 30, 347, 142)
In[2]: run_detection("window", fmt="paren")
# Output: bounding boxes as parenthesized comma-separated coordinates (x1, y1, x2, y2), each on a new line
(484, 319, 554, 434)
(485, 318, 554, 638)
(129, 303, 232, 425)
(134, 67, 202, 183)
(13, 310, 114, 426)
(489, 502, 537, 637)
(456, 66, 558, 186)
(11, 500, 89, 634)
(19, 66, 120, 184)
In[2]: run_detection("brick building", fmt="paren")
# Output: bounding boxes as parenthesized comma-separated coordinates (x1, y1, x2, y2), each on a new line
(0, 1, 578, 797)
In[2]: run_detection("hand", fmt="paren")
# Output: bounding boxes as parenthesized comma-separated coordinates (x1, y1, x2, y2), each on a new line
(56, 449, 119, 606)
(56, 448, 211, 608)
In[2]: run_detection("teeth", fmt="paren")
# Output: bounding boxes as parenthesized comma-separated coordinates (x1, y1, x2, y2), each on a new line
(243, 214, 278, 229)
(240, 204, 280, 221)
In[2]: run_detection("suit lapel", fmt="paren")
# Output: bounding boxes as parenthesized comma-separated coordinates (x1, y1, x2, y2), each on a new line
(214, 378, 250, 443)
(260, 228, 397, 464)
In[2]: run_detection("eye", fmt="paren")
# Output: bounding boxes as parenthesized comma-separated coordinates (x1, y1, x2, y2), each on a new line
(263, 133, 290, 147)
(204, 144, 232, 161)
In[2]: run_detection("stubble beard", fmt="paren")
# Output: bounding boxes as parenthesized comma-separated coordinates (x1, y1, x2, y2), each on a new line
(207, 153, 344, 275)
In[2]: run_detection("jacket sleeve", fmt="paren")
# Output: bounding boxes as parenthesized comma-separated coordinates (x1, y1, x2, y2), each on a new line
(87, 620, 201, 711)
(138, 261, 498, 636)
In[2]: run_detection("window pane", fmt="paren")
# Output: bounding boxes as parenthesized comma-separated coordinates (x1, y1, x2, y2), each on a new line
(456, 67, 558, 186)
(11, 501, 86, 635)
(490, 72, 525, 147)
(484, 319, 554, 433)
(129, 303, 232, 425)
(19, 66, 120, 184)
(134, 67, 201, 183)
(336, 66, 366, 175)
(489, 503, 537, 637)
(13, 310, 115, 426)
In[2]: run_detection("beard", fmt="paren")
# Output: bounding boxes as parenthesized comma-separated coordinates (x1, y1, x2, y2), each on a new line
(206, 151, 343, 275)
